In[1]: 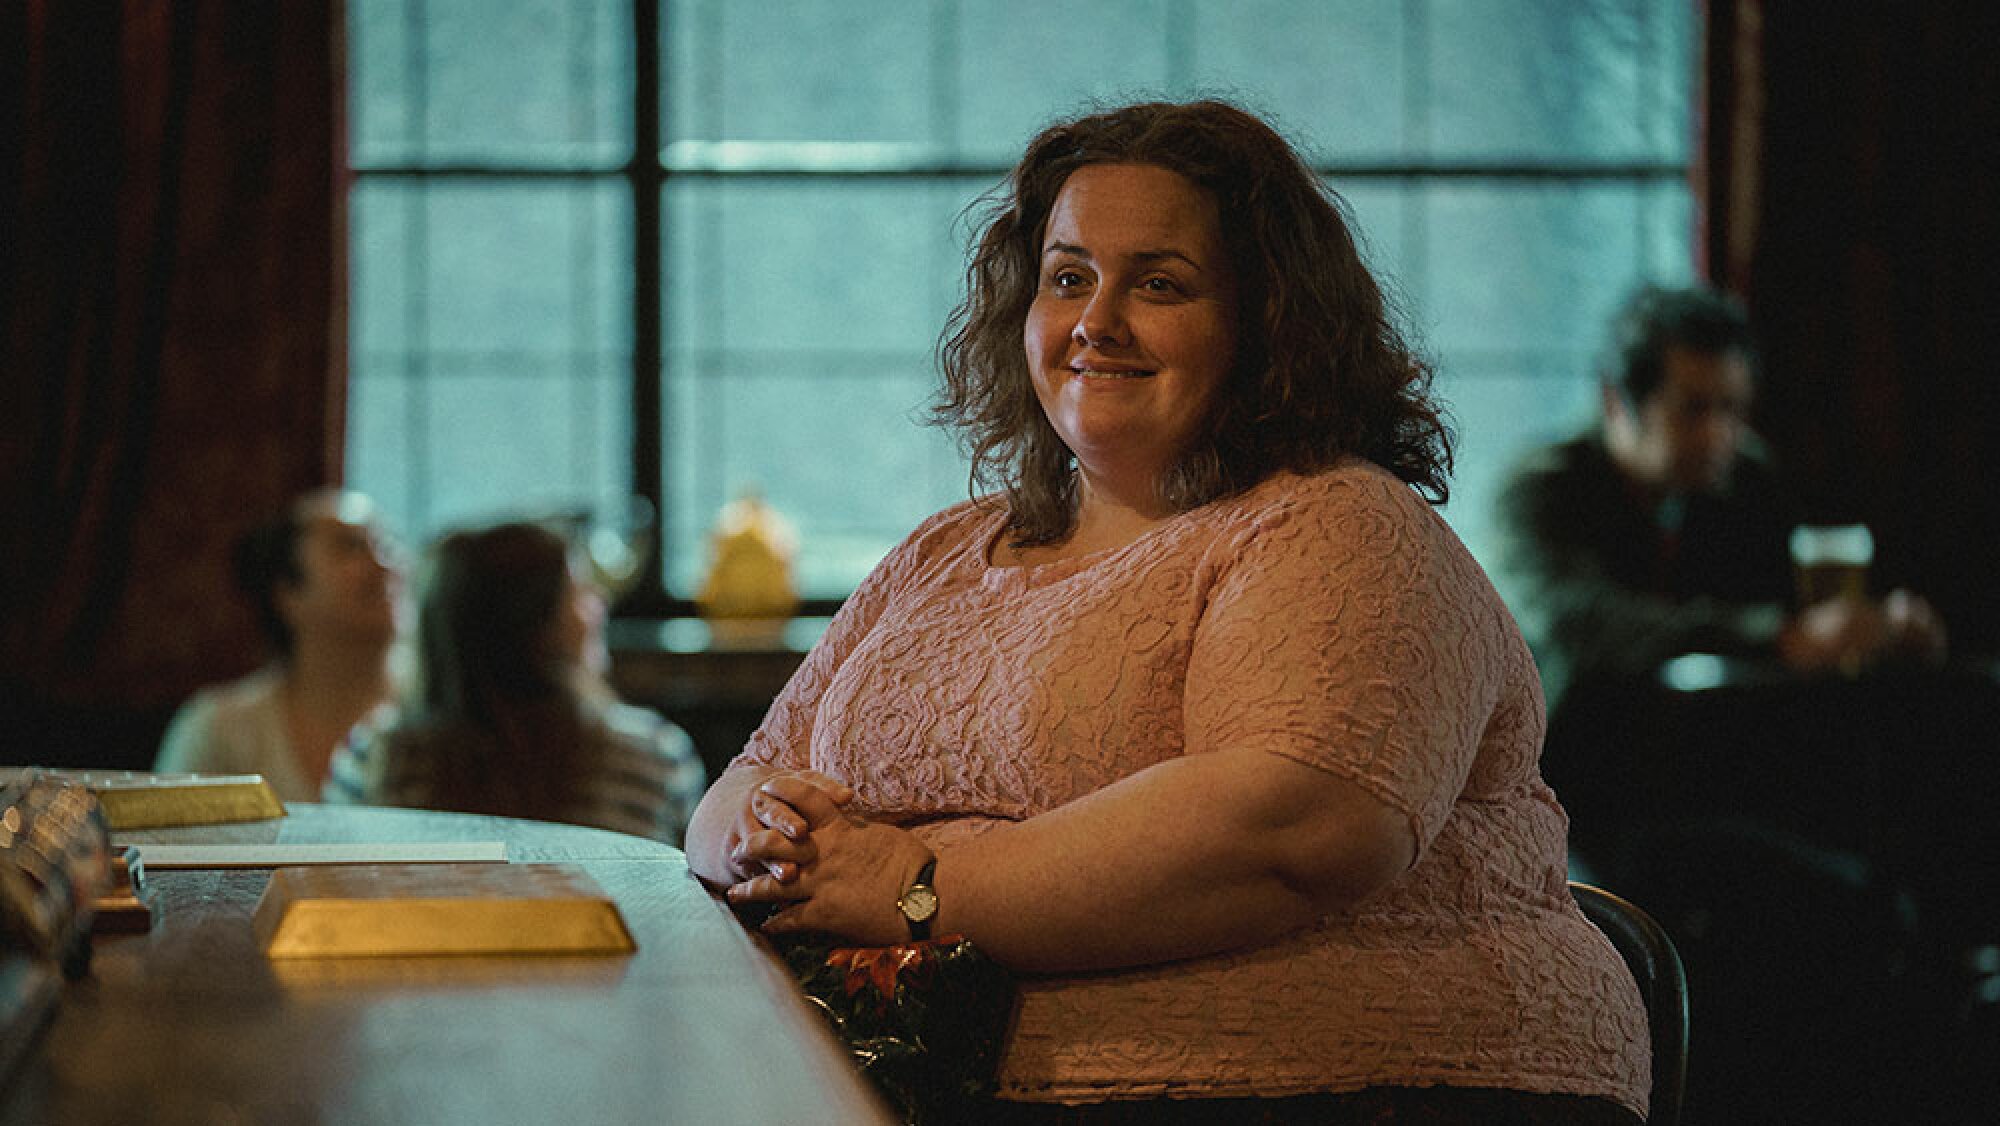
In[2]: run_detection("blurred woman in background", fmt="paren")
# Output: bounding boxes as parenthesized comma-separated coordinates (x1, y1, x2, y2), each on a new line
(329, 521, 704, 845)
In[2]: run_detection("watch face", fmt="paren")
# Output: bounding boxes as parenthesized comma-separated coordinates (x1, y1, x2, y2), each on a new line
(900, 885, 939, 923)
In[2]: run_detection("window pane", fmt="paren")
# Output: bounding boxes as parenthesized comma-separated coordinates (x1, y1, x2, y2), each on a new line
(345, 179, 633, 538)
(664, 178, 957, 354)
(664, 363, 962, 598)
(1328, 180, 1418, 307)
(1421, 181, 1649, 357)
(348, 0, 418, 162)
(1190, 0, 1408, 162)
(350, 0, 632, 167)
(421, 181, 630, 353)
(956, 0, 1174, 162)
(664, 177, 977, 598)
(1425, 0, 1673, 162)
(419, 364, 630, 528)
(1638, 0, 1696, 164)
(349, 359, 633, 539)
(1437, 366, 1604, 573)
(1640, 179, 1699, 281)
(345, 363, 417, 543)
(665, 0, 941, 144)
(1420, 180, 1664, 572)
(350, 181, 415, 355)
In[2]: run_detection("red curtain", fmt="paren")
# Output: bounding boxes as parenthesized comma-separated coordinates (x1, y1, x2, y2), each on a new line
(1698, 0, 2000, 654)
(1, 1, 345, 766)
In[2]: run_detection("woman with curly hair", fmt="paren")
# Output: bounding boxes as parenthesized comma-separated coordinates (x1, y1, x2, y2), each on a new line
(687, 100, 1649, 1124)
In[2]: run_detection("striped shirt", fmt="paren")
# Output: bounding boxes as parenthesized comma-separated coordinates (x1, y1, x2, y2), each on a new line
(324, 702, 706, 847)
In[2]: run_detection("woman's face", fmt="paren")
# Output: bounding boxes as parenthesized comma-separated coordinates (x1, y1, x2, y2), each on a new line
(1024, 162, 1239, 501)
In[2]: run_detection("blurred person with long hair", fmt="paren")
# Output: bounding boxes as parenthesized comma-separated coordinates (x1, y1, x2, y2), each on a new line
(329, 521, 703, 845)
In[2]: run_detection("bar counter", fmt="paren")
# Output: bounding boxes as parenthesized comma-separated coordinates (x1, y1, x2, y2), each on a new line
(0, 803, 892, 1125)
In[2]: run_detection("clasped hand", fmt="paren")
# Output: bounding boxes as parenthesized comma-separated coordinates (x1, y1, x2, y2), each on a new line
(723, 772, 934, 947)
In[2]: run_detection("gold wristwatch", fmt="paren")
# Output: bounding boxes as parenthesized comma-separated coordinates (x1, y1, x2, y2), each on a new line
(896, 857, 939, 941)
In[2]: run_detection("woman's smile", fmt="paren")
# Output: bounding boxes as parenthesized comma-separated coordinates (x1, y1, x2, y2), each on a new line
(1071, 363, 1156, 380)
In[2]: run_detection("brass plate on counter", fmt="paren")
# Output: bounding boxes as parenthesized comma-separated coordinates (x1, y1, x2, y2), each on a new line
(253, 862, 636, 958)
(0, 769, 286, 829)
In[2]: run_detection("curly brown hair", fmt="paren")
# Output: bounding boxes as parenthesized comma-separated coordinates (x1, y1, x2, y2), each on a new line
(934, 99, 1453, 546)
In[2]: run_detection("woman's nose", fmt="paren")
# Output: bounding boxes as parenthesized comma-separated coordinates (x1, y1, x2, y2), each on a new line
(1073, 290, 1129, 348)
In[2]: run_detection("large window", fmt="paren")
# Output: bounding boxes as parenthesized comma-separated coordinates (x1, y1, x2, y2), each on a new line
(347, 0, 1695, 608)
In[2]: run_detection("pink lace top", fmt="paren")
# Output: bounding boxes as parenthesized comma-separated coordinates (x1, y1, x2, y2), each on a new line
(733, 463, 1649, 1114)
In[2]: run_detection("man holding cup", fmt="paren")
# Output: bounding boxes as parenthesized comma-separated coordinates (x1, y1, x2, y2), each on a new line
(1494, 282, 1960, 1122)
(1497, 282, 1946, 717)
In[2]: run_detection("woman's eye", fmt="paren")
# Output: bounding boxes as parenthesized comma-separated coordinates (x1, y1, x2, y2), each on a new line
(1140, 276, 1183, 295)
(1051, 269, 1087, 289)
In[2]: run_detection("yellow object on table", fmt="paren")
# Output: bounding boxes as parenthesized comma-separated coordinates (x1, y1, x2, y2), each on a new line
(694, 491, 800, 643)
(253, 862, 636, 958)
(0, 769, 285, 830)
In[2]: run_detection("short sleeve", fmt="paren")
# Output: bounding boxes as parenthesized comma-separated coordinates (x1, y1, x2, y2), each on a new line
(1184, 470, 1499, 853)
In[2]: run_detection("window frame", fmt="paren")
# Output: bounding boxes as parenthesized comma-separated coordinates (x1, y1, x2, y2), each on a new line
(347, 0, 1694, 619)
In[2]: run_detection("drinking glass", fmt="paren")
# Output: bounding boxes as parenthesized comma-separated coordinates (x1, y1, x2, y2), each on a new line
(1789, 523, 1874, 607)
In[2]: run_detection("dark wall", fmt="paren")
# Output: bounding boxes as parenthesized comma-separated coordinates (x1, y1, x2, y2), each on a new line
(1716, 2, 2000, 655)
